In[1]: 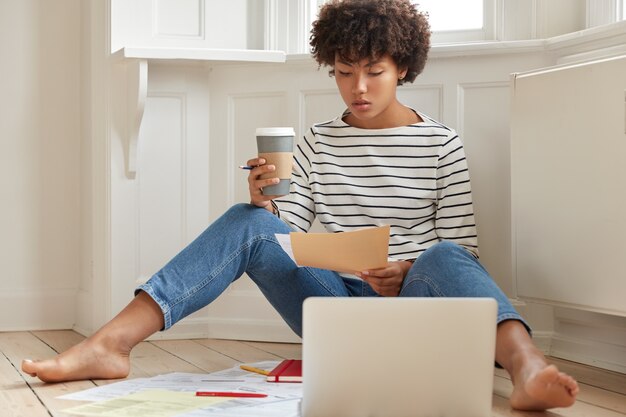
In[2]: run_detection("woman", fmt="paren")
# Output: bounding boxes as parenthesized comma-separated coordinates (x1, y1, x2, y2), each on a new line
(23, 0, 578, 410)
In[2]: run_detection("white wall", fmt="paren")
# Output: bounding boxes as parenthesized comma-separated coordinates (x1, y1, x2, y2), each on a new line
(0, 0, 81, 330)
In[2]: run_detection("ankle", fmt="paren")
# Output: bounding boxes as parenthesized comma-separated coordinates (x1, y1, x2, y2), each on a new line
(88, 328, 134, 357)
(508, 346, 548, 382)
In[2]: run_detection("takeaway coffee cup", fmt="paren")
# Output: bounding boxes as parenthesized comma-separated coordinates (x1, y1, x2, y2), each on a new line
(256, 127, 295, 196)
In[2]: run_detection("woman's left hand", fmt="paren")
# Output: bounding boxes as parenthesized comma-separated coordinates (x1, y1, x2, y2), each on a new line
(356, 261, 413, 297)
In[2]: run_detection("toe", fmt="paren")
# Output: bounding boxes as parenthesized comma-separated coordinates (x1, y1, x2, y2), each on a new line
(21, 359, 38, 376)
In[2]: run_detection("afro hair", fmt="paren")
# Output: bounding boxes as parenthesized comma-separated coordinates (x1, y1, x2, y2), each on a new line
(310, 0, 431, 85)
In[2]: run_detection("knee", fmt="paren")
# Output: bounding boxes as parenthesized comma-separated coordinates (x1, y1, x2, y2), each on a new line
(414, 240, 487, 281)
(414, 241, 479, 273)
(421, 240, 467, 263)
(219, 203, 283, 236)
(223, 203, 268, 222)
(225, 203, 253, 217)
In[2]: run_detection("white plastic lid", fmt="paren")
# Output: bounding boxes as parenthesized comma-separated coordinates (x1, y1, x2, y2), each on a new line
(255, 127, 295, 136)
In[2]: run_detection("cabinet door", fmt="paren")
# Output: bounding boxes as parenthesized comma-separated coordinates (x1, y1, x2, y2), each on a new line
(511, 55, 626, 316)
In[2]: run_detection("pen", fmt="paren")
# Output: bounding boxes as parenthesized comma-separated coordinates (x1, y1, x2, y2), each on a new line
(240, 364, 270, 376)
(195, 391, 268, 398)
(239, 165, 255, 170)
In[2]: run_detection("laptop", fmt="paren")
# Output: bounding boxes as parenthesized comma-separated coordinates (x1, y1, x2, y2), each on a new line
(301, 297, 497, 417)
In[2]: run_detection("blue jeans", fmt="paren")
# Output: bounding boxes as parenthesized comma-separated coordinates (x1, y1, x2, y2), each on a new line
(137, 203, 529, 336)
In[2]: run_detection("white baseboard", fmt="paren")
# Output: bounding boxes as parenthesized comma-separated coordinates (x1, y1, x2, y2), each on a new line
(529, 330, 553, 355)
(514, 300, 626, 373)
(144, 316, 301, 343)
(0, 289, 76, 331)
(549, 307, 626, 374)
(206, 318, 302, 343)
(550, 333, 626, 374)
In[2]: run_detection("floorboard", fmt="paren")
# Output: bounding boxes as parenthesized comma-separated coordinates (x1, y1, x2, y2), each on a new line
(151, 339, 239, 373)
(194, 339, 283, 363)
(0, 353, 50, 417)
(0, 330, 624, 417)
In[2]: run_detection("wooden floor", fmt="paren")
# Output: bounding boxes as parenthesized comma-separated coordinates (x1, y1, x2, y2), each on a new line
(0, 330, 624, 417)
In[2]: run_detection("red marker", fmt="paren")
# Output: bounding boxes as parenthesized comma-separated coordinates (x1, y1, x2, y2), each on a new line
(195, 391, 267, 398)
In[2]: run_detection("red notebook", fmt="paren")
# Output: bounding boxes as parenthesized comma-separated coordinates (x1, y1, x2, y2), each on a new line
(266, 359, 302, 383)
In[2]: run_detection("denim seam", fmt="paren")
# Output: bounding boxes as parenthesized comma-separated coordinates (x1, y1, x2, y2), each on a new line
(137, 283, 173, 330)
(498, 313, 532, 333)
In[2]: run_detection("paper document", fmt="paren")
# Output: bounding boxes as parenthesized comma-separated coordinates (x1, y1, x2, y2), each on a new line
(59, 362, 302, 417)
(276, 225, 389, 273)
(62, 389, 227, 417)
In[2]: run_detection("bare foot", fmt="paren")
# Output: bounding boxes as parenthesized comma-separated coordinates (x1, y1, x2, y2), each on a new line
(21, 337, 130, 383)
(510, 363, 579, 410)
(21, 291, 165, 383)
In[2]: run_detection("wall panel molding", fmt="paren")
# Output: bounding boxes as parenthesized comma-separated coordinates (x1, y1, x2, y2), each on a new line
(398, 84, 445, 122)
(457, 81, 513, 296)
(456, 81, 509, 139)
(264, 0, 279, 51)
(299, 88, 343, 136)
(226, 91, 289, 207)
(136, 93, 188, 285)
(586, 0, 619, 28)
(153, 0, 205, 39)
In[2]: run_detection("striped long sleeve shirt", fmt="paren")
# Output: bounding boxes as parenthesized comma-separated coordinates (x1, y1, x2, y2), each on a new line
(274, 111, 479, 260)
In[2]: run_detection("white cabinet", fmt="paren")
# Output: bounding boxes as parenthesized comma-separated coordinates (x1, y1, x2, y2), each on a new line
(511, 55, 626, 316)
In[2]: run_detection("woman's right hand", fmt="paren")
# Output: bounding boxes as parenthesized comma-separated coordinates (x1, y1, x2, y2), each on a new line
(247, 157, 280, 209)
